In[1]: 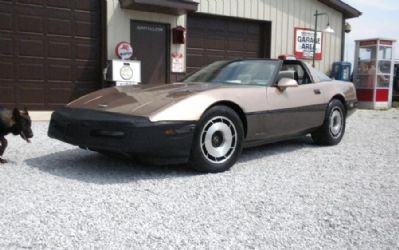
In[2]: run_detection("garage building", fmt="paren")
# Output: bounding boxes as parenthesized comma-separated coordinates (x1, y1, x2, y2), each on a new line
(0, 0, 361, 110)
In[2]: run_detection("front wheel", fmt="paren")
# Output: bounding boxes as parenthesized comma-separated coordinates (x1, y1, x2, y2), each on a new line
(312, 99, 346, 145)
(190, 106, 244, 173)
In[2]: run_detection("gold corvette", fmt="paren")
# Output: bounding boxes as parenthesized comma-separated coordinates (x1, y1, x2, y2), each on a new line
(48, 59, 357, 172)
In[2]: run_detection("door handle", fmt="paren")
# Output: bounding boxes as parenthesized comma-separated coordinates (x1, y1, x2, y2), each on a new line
(314, 89, 321, 95)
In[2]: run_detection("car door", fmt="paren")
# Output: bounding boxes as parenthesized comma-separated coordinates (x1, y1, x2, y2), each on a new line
(263, 62, 327, 139)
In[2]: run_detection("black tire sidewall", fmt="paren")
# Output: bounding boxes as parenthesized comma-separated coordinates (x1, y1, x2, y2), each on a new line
(190, 106, 244, 173)
(312, 99, 346, 145)
(328, 101, 345, 140)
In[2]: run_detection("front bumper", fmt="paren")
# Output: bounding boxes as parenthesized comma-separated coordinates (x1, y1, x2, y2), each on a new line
(48, 108, 196, 164)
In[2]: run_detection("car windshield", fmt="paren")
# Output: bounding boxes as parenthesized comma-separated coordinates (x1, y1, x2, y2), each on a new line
(182, 60, 280, 86)
(306, 62, 332, 82)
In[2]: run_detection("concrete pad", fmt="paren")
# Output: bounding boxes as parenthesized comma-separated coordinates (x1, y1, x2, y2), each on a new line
(30, 111, 53, 121)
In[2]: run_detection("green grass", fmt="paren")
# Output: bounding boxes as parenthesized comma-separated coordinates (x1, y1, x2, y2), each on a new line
(393, 102, 399, 108)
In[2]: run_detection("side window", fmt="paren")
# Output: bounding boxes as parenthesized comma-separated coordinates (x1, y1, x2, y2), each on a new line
(281, 62, 311, 85)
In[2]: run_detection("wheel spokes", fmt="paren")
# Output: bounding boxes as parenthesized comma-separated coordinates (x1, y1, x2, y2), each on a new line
(200, 116, 238, 164)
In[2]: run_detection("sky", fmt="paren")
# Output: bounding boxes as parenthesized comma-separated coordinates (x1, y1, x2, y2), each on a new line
(344, 0, 399, 63)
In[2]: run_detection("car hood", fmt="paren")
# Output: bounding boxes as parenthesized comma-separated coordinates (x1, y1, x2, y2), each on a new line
(67, 83, 220, 117)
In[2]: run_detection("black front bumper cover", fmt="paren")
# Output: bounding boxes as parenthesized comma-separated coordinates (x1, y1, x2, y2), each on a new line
(48, 108, 196, 164)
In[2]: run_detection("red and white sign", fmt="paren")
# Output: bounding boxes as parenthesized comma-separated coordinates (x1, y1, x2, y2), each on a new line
(359, 40, 377, 47)
(115, 42, 133, 60)
(172, 52, 184, 73)
(294, 28, 323, 60)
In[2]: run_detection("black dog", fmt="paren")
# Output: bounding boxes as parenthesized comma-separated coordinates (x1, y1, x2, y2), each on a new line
(0, 107, 33, 164)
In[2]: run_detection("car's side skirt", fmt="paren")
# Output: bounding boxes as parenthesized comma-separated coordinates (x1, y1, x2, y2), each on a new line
(244, 103, 327, 143)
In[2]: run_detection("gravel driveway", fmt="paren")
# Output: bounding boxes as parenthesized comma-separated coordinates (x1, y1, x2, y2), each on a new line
(0, 110, 398, 249)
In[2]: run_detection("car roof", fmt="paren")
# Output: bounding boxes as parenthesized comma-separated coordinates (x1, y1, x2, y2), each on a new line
(222, 58, 281, 63)
(222, 58, 308, 64)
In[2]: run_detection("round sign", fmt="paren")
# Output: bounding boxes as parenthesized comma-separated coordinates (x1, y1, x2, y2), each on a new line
(115, 42, 133, 60)
(120, 65, 133, 80)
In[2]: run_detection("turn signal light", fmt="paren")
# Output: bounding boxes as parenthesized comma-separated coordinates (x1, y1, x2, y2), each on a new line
(164, 129, 176, 136)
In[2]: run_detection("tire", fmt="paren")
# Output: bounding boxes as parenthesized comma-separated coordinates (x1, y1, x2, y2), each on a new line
(312, 99, 346, 146)
(190, 106, 244, 173)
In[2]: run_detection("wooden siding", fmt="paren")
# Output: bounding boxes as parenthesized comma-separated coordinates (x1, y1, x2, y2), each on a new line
(195, 0, 343, 73)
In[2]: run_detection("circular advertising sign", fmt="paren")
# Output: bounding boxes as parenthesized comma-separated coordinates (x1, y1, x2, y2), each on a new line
(120, 65, 133, 80)
(115, 42, 133, 60)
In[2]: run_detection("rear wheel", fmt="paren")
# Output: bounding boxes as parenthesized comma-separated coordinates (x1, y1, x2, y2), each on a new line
(190, 106, 244, 173)
(312, 99, 346, 145)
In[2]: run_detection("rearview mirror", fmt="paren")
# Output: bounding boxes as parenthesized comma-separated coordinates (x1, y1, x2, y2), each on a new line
(277, 78, 298, 91)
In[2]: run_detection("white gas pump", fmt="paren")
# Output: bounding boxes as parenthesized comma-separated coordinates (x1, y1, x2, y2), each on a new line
(104, 41, 141, 86)
(104, 59, 141, 86)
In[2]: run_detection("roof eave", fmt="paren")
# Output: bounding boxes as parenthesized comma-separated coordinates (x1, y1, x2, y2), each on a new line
(318, 0, 362, 19)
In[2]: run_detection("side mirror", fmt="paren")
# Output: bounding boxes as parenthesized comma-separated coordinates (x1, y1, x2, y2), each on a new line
(277, 78, 298, 91)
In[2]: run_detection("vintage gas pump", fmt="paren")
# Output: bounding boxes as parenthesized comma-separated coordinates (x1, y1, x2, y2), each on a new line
(353, 38, 396, 109)
(104, 42, 142, 86)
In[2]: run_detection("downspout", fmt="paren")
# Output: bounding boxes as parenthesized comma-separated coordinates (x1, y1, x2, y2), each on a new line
(340, 16, 345, 61)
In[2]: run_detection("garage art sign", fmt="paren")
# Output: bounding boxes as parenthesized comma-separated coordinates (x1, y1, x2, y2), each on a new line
(294, 28, 323, 60)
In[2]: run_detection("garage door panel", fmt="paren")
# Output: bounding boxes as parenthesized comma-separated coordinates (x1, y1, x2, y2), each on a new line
(0, 12, 12, 31)
(246, 52, 260, 58)
(72, 86, 98, 100)
(18, 39, 44, 58)
(15, 4, 47, 17)
(0, 82, 15, 105)
(208, 20, 226, 31)
(47, 0, 72, 9)
(187, 36, 204, 49)
(245, 41, 262, 52)
(0, 0, 101, 109)
(205, 49, 225, 56)
(186, 53, 204, 68)
(47, 87, 73, 105)
(46, 7, 73, 20)
(205, 55, 225, 64)
(47, 18, 72, 36)
(75, 43, 98, 60)
(0, 62, 14, 79)
(206, 37, 225, 50)
(0, 37, 13, 55)
(74, 9, 100, 21)
(228, 21, 246, 33)
(47, 40, 72, 59)
(75, 0, 99, 12)
(48, 64, 72, 81)
(248, 24, 261, 34)
(18, 84, 45, 106)
(226, 51, 249, 58)
(17, 0, 44, 6)
(17, 15, 43, 34)
(18, 62, 44, 80)
(75, 65, 99, 82)
(188, 14, 265, 72)
(227, 39, 245, 51)
(75, 21, 99, 38)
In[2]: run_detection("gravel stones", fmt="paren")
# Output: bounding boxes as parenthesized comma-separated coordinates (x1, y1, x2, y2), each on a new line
(0, 109, 398, 249)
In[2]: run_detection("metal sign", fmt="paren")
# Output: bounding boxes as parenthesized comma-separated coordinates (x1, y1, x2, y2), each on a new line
(171, 52, 184, 73)
(294, 28, 323, 60)
(115, 42, 133, 60)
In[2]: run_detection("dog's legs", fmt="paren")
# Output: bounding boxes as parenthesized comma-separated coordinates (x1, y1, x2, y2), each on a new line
(0, 137, 8, 164)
